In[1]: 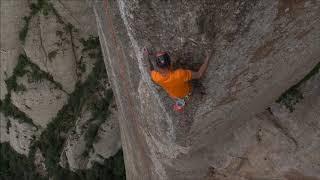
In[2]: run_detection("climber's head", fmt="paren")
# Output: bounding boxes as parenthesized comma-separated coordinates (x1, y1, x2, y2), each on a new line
(156, 51, 171, 69)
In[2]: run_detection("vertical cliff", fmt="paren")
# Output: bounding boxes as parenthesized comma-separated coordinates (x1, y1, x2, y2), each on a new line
(94, 0, 320, 179)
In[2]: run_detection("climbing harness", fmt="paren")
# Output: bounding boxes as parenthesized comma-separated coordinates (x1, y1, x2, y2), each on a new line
(173, 94, 190, 112)
(173, 99, 186, 112)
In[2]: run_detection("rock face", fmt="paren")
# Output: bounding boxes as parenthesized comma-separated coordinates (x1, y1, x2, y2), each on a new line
(0, 0, 29, 100)
(60, 100, 121, 171)
(0, 113, 37, 155)
(24, 0, 97, 93)
(204, 72, 320, 180)
(34, 148, 48, 177)
(0, 0, 122, 176)
(94, 0, 320, 179)
(89, 104, 122, 165)
(11, 76, 68, 128)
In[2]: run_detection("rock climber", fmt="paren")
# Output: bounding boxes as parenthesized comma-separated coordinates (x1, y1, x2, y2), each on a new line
(143, 48, 210, 111)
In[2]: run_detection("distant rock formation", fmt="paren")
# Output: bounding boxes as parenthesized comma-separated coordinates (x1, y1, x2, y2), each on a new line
(0, 0, 122, 178)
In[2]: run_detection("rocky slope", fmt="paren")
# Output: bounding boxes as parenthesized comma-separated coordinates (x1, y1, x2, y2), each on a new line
(0, 0, 123, 179)
(94, 0, 320, 179)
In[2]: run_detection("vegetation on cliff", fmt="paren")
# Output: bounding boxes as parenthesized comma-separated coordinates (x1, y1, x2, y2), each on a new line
(276, 62, 320, 112)
(0, 143, 45, 180)
(1, 0, 125, 179)
(34, 37, 125, 179)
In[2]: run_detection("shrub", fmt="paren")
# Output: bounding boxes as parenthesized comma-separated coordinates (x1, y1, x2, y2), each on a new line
(276, 88, 303, 112)
(5, 54, 64, 93)
(6, 120, 11, 134)
(48, 50, 58, 61)
(20, 0, 56, 43)
(80, 36, 100, 52)
(0, 143, 46, 180)
(5, 54, 29, 92)
(19, 16, 32, 43)
(0, 94, 34, 125)
(277, 62, 320, 112)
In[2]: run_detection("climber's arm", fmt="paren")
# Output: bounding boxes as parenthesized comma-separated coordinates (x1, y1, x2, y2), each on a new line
(147, 56, 155, 72)
(192, 50, 211, 79)
(143, 48, 155, 73)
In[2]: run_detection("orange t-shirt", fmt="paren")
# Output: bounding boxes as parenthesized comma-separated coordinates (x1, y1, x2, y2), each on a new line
(151, 69, 192, 98)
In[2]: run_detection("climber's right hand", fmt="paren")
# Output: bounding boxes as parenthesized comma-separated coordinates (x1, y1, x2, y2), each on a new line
(143, 47, 151, 57)
(143, 47, 155, 72)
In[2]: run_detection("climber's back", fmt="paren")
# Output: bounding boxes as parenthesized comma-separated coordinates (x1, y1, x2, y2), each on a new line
(151, 68, 192, 99)
(144, 49, 210, 100)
